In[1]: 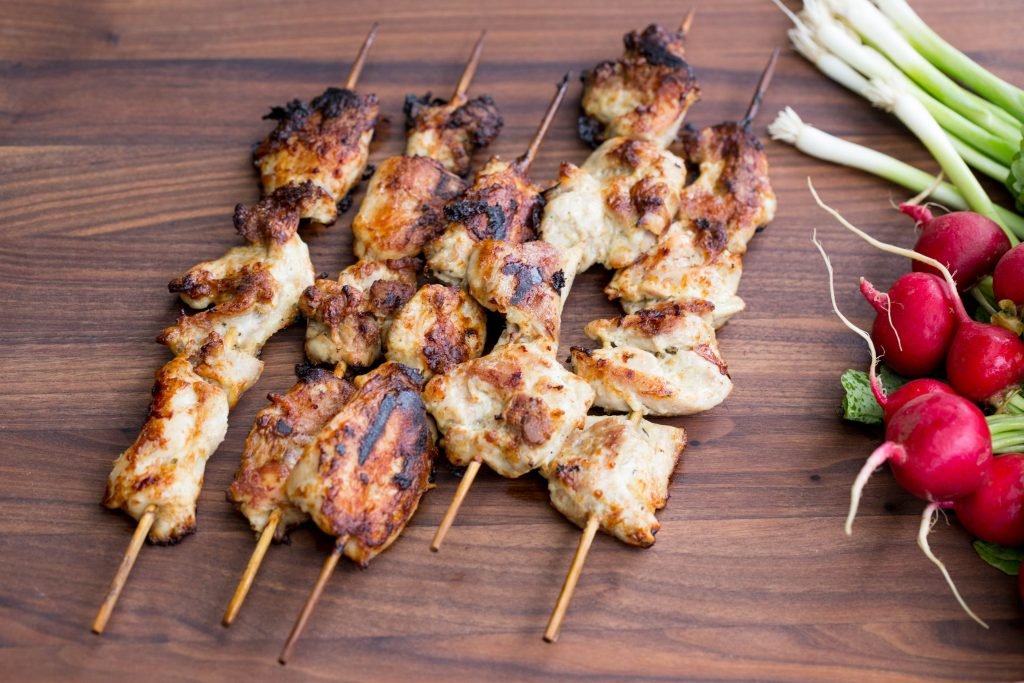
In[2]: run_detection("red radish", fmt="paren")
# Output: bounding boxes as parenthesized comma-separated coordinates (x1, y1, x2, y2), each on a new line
(954, 454, 1024, 546)
(946, 321, 1024, 404)
(876, 379, 957, 424)
(860, 274, 957, 377)
(900, 204, 1011, 291)
(993, 244, 1024, 305)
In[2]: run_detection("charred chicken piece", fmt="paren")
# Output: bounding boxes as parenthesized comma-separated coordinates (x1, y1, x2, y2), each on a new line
(285, 362, 435, 566)
(605, 219, 745, 327)
(227, 364, 356, 539)
(425, 157, 544, 286)
(423, 342, 594, 478)
(570, 302, 732, 416)
(158, 184, 317, 404)
(300, 258, 419, 371)
(254, 87, 380, 226)
(466, 239, 565, 344)
(677, 122, 777, 255)
(384, 284, 487, 380)
(352, 155, 467, 261)
(102, 353, 230, 543)
(542, 415, 686, 547)
(579, 24, 699, 148)
(404, 93, 504, 177)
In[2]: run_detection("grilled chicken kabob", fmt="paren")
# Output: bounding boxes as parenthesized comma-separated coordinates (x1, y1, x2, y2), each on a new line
(91, 26, 381, 636)
(222, 36, 498, 629)
(542, 50, 780, 643)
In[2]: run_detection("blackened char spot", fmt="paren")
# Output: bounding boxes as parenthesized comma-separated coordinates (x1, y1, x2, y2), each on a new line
(624, 24, 690, 70)
(502, 261, 544, 305)
(444, 200, 511, 241)
(357, 390, 419, 466)
(551, 270, 566, 293)
(577, 115, 603, 148)
(310, 87, 360, 118)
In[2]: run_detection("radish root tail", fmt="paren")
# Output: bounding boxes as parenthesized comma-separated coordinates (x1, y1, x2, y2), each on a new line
(846, 442, 896, 536)
(917, 502, 990, 629)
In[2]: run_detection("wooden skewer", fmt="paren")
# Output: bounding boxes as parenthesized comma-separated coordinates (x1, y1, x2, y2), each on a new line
(92, 503, 157, 634)
(430, 459, 481, 552)
(741, 47, 781, 127)
(452, 30, 487, 101)
(279, 542, 344, 665)
(680, 8, 696, 35)
(516, 73, 571, 173)
(544, 515, 599, 643)
(344, 22, 380, 90)
(222, 508, 282, 627)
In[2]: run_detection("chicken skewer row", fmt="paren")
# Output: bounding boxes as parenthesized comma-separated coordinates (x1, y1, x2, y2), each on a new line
(92, 27, 381, 635)
(222, 36, 497, 627)
(544, 50, 780, 643)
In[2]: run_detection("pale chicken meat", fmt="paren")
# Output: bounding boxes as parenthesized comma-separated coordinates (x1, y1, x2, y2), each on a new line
(102, 353, 230, 543)
(404, 92, 504, 176)
(300, 258, 419, 371)
(227, 365, 356, 539)
(424, 157, 544, 286)
(423, 342, 594, 478)
(540, 138, 685, 273)
(570, 302, 732, 416)
(605, 219, 745, 327)
(254, 87, 379, 225)
(542, 415, 686, 547)
(158, 184, 317, 405)
(384, 284, 487, 380)
(466, 239, 565, 344)
(579, 24, 700, 148)
(285, 362, 435, 566)
(677, 121, 777, 255)
(352, 155, 467, 261)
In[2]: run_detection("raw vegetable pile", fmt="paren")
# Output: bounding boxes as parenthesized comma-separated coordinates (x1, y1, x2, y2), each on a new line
(771, 0, 1024, 626)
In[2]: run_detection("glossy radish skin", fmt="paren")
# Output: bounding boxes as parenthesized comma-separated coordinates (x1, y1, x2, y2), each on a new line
(946, 321, 1024, 404)
(900, 205, 1011, 291)
(993, 244, 1024, 305)
(954, 454, 1024, 546)
(860, 274, 958, 377)
(879, 379, 957, 423)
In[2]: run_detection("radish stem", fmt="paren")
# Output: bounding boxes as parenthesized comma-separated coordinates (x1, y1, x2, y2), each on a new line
(918, 502, 989, 628)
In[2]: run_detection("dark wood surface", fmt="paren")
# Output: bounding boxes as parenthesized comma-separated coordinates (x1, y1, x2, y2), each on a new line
(2, 1, 1023, 680)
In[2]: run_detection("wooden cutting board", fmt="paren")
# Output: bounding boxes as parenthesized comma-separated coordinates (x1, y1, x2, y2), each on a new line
(2, 0, 1022, 680)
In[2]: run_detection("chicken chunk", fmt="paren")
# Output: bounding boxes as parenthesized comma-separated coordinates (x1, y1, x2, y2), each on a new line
(300, 258, 419, 370)
(286, 362, 435, 566)
(227, 364, 356, 539)
(158, 185, 317, 404)
(425, 157, 544, 285)
(579, 24, 700, 148)
(542, 415, 685, 547)
(423, 342, 594, 478)
(570, 302, 732, 416)
(404, 93, 504, 176)
(677, 122, 777, 255)
(539, 162, 609, 274)
(352, 155, 467, 261)
(466, 239, 565, 344)
(384, 284, 487, 380)
(605, 219, 745, 327)
(254, 87, 379, 225)
(102, 354, 230, 543)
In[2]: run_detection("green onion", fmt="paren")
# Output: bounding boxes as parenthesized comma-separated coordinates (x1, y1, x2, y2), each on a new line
(768, 108, 1024, 238)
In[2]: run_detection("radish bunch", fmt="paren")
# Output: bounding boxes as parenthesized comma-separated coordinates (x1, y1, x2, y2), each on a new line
(812, 181, 1024, 626)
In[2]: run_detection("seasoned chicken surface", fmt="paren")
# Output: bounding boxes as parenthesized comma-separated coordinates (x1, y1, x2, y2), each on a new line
(301, 258, 419, 370)
(385, 284, 487, 380)
(254, 87, 379, 225)
(423, 342, 594, 478)
(677, 122, 777, 255)
(466, 239, 565, 344)
(540, 138, 685, 273)
(286, 362, 436, 566)
(570, 302, 732, 416)
(227, 364, 356, 538)
(542, 415, 685, 547)
(352, 155, 467, 261)
(102, 354, 230, 543)
(158, 185, 317, 404)
(425, 157, 544, 285)
(579, 24, 700, 148)
(605, 220, 745, 327)
(404, 93, 504, 176)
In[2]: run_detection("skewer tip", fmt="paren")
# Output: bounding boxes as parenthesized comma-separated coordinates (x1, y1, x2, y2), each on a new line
(544, 515, 600, 644)
(92, 504, 157, 635)
(452, 29, 489, 101)
(742, 47, 781, 126)
(680, 8, 696, 35)
(516, 73, 571, 173)
(278, 544, 343, 664)
(430, 459, 482, 552)
(344, 22, 380, 91)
